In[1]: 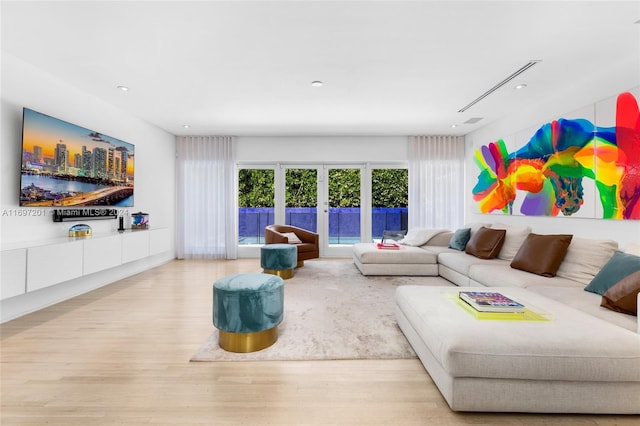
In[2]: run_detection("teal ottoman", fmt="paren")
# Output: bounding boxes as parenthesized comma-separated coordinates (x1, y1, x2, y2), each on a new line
(260, 244, 297, 279)
(213, 273, 284, 353)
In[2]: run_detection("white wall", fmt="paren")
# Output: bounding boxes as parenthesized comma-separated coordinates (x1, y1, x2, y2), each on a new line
(1, 54, 176, 321)
(464, 87, 640, 250)
(237, 135, 409, 163)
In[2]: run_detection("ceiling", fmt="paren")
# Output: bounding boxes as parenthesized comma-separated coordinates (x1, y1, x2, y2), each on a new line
(2, 1, 639, 137)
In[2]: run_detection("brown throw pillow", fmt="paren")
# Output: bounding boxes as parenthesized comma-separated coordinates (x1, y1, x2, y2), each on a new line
(601, 270, 640, 316)
(510, 233, 573, 277)
(465, 227, 506, 259)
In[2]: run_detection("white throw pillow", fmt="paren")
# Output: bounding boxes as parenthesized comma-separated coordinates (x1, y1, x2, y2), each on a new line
(555, 237, 618, 285)
(282, 232, 302, 244)
(624, 243, 640, 256)
(490, 223, 532, 261)
(399, 228, 433, 246)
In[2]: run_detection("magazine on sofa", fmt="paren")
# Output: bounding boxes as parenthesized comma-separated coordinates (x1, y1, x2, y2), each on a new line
(376, 242, 401, 250)
(459, 291, 525, 313)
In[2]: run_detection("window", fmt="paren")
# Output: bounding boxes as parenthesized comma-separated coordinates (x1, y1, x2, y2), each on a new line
(238, 168, 274, 244)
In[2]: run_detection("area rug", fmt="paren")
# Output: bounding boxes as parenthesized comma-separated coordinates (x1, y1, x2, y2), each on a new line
(190, 260, 453, 362)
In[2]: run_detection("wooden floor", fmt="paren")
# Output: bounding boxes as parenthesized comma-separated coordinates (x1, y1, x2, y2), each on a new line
(1, 259, 637, 425)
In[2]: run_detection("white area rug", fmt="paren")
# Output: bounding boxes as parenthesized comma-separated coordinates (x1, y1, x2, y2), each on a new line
(190, 260, 453, 362)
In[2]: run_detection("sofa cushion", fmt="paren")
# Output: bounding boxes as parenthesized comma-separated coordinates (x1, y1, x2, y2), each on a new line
(601, 271, 640, 316)
(438, 252, 509, 276)
(510, 233, 573, 277)
(468, 264, 583, 289)
(585, 251, 640, 295)
(527, 286, 638, 332)
(465, 227, 506, 259)
(448, 228, 471, 251)
(395, 286, 640, 382)
(555, 238, 618, 285)
(490, 223, 532, 261)
(352, 243, 438, 264)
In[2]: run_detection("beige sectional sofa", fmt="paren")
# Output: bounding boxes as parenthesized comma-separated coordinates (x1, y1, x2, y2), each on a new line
(353, 223, 640, 413)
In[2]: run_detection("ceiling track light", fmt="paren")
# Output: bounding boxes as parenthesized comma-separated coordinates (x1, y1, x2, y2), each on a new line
(458, 60, 541, 113)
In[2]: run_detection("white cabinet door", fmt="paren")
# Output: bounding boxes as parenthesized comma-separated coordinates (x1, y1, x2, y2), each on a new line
(27, 240, 84, 292)
(84, 234, 122, 275)
(1, 248, 27, 300)
(122, 231, 150, 263)
(149, 228, 171, 256)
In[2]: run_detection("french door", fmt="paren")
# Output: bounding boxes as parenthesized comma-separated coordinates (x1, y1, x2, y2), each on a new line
(238, 162, 406, 258)
(282, 164, 366, 257)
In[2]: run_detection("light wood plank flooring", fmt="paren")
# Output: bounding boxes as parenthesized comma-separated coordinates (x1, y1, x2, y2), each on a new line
(1, 259, 637, 425)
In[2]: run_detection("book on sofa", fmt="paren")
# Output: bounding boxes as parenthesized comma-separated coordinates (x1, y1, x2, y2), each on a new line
(459, 291, 525, 313)
(376, 242, 401, 250)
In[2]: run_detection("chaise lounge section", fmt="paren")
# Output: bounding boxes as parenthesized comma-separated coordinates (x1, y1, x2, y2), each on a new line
(354, 223, 640, 413)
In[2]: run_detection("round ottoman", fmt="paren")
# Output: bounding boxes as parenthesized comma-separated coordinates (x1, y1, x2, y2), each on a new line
(213, 273, 284, 353)
(260, 244, 297, 279)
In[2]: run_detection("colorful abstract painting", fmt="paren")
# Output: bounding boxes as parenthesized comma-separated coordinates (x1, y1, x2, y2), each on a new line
(472, 91, 640, 220)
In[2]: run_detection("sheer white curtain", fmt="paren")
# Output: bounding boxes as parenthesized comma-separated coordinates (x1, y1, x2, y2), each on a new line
(176, 136, 237, 259)
(408, 135, 465, 230)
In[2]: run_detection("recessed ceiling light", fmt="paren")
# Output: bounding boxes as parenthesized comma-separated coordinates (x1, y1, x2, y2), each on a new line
(450, 124, 459, 128)
(515, 84, 527, 90)
(311, 81, 323, 87)
(116, 85, 129, 92)
(182, 125, 190, 129)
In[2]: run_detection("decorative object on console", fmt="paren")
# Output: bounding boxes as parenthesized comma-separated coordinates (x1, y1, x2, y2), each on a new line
(510, 233, 573, 277)
(68, 223, 92, 238)
(464, 226, 506, 259)
(118, 216, 125, 233)
(131, 212, 149, 230)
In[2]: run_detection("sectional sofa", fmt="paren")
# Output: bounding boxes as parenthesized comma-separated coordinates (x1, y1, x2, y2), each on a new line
(352, 223, 640, 413)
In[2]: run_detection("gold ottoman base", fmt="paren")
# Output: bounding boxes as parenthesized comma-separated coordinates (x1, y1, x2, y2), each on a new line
(263, 268, 294, 280)
(218, 327, 278, 353)
(296, 260, 304, 268)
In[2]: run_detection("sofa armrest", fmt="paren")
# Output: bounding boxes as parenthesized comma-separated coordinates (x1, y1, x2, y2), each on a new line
(294, 228, 319, 245)
(265, 227, 288, 244)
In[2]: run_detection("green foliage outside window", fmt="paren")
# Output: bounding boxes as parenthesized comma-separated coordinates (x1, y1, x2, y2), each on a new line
(238, 169, 274, 207)
(329, 169, 361, 207)
(239, 167, 407, 208)
(372, 169, 408, 207)
(286, 169, 317, 207)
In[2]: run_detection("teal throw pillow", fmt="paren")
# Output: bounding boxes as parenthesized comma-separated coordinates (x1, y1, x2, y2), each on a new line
(585, 251, 640, 295)
(449, 228, 471, 251)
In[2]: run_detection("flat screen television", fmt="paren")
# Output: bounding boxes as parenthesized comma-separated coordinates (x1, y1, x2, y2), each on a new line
(20, 108, 134, 207)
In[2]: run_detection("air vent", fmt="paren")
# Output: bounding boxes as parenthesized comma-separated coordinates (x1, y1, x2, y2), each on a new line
(458, 60, 541, 113)
(464, 117, 484, 124)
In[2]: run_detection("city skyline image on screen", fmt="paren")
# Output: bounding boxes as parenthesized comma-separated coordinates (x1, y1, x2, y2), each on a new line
(20, 108, 135, 207)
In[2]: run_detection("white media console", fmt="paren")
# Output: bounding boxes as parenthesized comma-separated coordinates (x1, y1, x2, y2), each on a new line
(1, 228, 172, 320)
